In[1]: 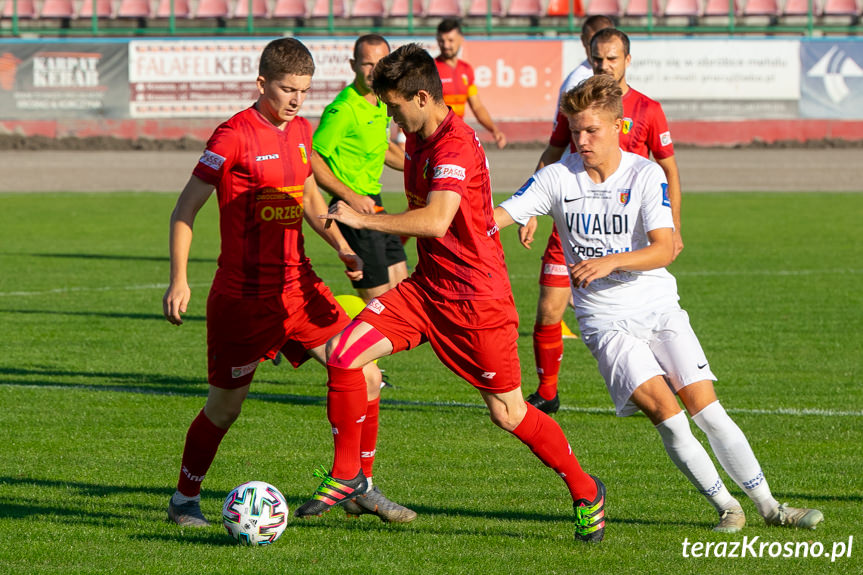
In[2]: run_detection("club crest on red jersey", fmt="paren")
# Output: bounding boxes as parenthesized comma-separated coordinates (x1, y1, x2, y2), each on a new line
(622, 118, 633, 135)
(618, 189, 631, 206)
(298, 143, 308, 164)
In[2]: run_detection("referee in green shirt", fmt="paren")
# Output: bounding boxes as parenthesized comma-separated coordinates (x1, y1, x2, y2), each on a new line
(312, 35, 408, 303)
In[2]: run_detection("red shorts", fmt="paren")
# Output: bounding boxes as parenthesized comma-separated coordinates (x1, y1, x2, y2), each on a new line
(355, 278, 522, 393)
(539, 225, 570, 288)
(206, 280, 349, 389)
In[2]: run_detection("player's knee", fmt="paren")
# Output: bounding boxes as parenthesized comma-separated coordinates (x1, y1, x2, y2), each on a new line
(326, 336, 362, 369)
(205, 404, 242, 429)
(324, 334, 342, 363)
(363, 362, 382, 398)
(536, 293, 569, 323)
(487, 405, 519, 432)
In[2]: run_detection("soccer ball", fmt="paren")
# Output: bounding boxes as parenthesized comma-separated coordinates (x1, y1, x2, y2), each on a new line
(222, 481, 288, 545)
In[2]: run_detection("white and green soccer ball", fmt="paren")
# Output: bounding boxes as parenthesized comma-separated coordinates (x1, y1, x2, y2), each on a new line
(222, 481, 288, 545)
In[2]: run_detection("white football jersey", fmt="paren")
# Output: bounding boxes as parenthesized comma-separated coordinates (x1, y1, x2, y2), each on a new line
(554, 61, 592, 161)
(500, 151, 678, 322)
(556, 60, 593, 111)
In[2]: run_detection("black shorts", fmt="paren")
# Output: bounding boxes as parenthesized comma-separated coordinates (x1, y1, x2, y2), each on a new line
(331, 194, 407, 289)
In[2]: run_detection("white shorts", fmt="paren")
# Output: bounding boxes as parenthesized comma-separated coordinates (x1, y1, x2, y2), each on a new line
(580, 307, 717, 417)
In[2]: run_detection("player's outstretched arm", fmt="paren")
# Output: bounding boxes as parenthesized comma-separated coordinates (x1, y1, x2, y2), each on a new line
(655, 155, 683, 260)
(163, 175, 213, 326)
(569, 227, 674, 289)
(467, 93, 507, 149)
(302, 174, 364, 281)
(494, 205, 536, 249)
(493, 205, 516, 230)
(324, 189, 461, 239)
(310, 150, 377, 214)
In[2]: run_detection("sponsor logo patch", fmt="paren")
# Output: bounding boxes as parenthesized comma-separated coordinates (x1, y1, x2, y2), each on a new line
(514, 177, 534, 197)
(199, 149, 225, 171)
(432, 164, 466, 181)
(543, 263, 569, 276)
(661, 183, 670, 207)
(231, 359, 259, 379)
(481, 371, 496, 379)
(367, 298, 385, 315)
(256, 153, 279, 162)
(660, 131, 672, 146)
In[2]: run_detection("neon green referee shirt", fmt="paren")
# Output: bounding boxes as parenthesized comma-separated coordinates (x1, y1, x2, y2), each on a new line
(313, 83, 390, 197)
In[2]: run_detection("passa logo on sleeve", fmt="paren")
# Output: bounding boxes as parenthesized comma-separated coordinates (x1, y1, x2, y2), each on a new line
(432, 164, 466, 181)
(199, 149, 226, 171)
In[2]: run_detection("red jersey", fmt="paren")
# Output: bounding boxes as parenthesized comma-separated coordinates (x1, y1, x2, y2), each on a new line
(435, 57, 477, 118)
(192, 106, 315, 298)
(403, 110, 511, 301)
(549, 86, 674, 160)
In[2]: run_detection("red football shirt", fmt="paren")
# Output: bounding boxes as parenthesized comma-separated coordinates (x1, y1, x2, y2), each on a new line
(403, 110, 511, 301)
(192, 106, 315, 298)
(435, 57, 477, 118)
(549, 86, 674, 160)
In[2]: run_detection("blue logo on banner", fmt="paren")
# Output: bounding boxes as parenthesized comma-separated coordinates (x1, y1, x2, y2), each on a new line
(801, 41, 863, 119)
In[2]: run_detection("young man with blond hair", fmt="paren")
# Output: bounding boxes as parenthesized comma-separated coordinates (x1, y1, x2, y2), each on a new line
(495, 74, 824, 534)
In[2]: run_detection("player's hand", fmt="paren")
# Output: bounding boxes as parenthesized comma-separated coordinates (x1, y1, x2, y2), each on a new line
(518, 217, 538, 249)
(349, 194, 378, 215)
(338, 250, 364, 281)
(162, 281, 191, 326)
(323, 200, 364, 230)
(671, 230, 684, 261)
(493, 130, 507, 150)
(569, 257, 616, 289)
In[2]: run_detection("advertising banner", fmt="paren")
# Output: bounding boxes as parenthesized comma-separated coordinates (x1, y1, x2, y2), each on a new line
(0, 41, 128, 119)
(615, 39, 800, 120)
(461, 40, 562, 121)
(128, 38, 439, 120)
(800, 40, 863, 119)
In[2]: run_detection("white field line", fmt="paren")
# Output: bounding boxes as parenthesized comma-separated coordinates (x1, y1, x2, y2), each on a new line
(0, 282, 210, 297)
(2, 384, 861, 417)
(509, 268, 863, 280)
(384, 400, 863, 418)
(3, 268, 863, 297)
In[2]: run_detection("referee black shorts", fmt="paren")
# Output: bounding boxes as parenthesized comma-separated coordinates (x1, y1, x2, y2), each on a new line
(331, 194, 407, 290)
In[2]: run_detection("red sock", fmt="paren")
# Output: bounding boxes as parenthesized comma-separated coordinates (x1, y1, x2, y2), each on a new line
(533, 322, 563, 400)
(176, 409, 229, 497)
(327, 364, 368, 480)
(511, 403, 596, 501)
(360, 397, 380, 479)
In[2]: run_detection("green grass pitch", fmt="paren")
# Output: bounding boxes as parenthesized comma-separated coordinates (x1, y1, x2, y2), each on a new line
(0, 191, 860, 574)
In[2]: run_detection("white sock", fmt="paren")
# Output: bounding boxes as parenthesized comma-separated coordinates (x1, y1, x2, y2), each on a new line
(171, 491, 200, 505)
(655, 411, 739, 513)
(691, 400, 779, 518)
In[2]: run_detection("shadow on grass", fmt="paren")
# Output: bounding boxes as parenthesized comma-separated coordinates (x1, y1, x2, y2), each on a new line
(0, 308, 205, 322)
(29, 252, 216, 264)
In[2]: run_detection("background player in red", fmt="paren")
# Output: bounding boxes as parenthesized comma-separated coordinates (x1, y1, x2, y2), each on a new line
(162, 38, 408, 527)
(521, 28, 684, 415)
(434, 18, 507, 150)
(294, 43, 606, 543)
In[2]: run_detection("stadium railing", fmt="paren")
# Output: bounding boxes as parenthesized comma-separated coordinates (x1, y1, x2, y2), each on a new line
(0, 0, 860, 37)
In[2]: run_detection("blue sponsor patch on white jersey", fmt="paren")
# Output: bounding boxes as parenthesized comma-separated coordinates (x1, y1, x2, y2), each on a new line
(514, 177, 534, 197)
(661, 183, 670, 207)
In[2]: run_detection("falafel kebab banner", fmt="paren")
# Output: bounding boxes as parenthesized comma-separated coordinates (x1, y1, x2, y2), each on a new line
(1, 37, 854, 123)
